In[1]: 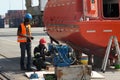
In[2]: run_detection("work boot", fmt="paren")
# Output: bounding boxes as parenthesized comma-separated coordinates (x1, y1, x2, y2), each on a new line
(27, 67, 34, 71)
(20, 67, 26, 71)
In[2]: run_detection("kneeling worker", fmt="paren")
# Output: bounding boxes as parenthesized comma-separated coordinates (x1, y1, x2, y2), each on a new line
(33, 38, 48, 70)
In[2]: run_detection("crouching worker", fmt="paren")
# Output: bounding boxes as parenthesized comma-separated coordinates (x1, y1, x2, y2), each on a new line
(33, 38, 48, 71)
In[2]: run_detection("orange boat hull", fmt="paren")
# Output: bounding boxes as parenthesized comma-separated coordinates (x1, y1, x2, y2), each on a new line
(45, 21, 120, 58)
(43, 0, 120, 59)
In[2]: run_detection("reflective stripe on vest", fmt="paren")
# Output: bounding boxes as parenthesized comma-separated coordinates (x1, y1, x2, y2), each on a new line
(17, 23, 31, 42)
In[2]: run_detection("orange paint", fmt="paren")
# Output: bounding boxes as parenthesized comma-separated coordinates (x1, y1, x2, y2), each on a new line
(43, 0, 120, 59)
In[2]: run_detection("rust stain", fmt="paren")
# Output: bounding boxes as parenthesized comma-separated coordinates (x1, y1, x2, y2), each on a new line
(57, 70, 63, 79)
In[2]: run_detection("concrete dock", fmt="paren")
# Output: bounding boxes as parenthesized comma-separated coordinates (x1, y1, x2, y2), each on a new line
(0, 28, 120, 80)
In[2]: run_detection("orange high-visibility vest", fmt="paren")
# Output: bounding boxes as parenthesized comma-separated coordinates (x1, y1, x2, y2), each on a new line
(17, 23, 31, 42)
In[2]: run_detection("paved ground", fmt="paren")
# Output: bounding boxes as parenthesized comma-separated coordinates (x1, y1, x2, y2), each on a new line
(0, 27, 49, 80)
(0, 27, 120, 80)
(91, 68, 120, 80)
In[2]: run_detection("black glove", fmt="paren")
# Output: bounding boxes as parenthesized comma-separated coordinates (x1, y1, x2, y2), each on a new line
(31, 36, 34, 40)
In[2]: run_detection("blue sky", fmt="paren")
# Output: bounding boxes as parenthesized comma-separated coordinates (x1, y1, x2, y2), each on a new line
(0, 0, 47, 15)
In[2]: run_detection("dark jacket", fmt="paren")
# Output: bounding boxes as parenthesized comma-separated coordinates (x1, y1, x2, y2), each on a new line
(34, 44, 47, 60)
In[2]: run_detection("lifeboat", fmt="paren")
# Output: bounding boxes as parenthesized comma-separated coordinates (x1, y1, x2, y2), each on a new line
(43, 0, 120, 60)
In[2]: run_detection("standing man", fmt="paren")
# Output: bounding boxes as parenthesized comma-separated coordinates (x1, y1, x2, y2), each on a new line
(17, 13, 34, 71)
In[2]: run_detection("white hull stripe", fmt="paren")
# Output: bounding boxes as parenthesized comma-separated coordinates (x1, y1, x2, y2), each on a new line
(103, 30, 112, 32)
(87, 30, 96, 33)
(86, 30, 112, 33)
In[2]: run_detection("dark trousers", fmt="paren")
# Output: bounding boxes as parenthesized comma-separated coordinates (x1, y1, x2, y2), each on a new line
(20, 42, 31, 70)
